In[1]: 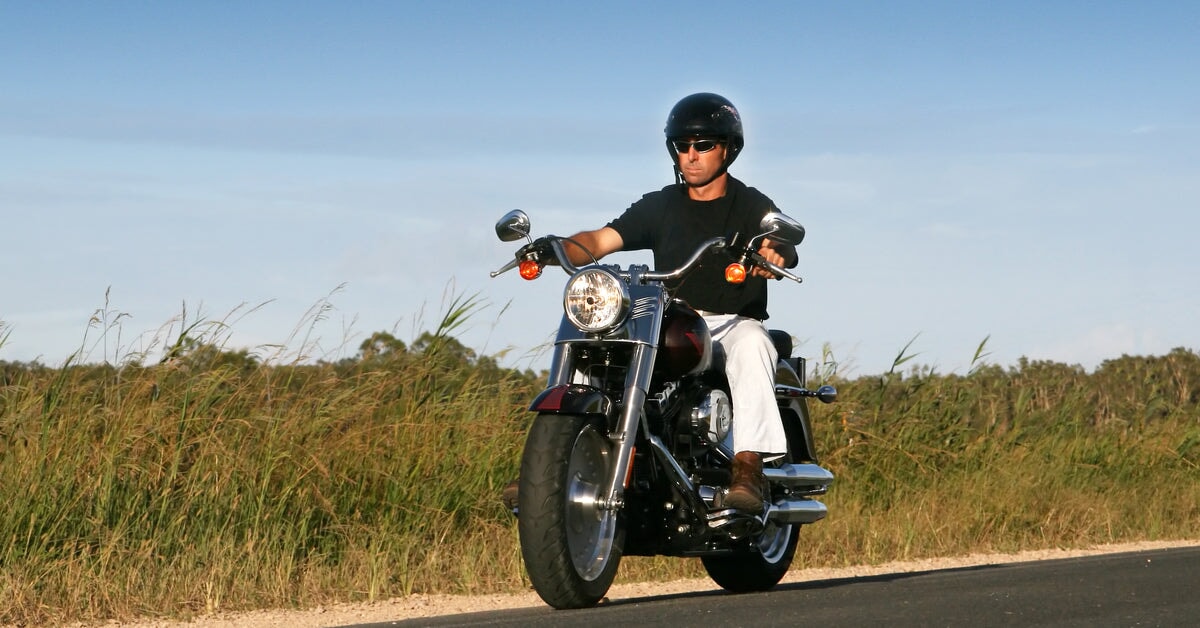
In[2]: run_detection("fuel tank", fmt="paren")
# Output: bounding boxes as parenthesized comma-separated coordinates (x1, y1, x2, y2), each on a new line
(655, 299, 712, 378)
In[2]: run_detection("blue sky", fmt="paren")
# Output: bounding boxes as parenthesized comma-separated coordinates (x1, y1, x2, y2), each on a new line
(2, 1, 1197, 376)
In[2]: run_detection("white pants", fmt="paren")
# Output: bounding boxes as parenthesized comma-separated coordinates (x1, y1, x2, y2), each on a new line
(702, 314, 788, 460)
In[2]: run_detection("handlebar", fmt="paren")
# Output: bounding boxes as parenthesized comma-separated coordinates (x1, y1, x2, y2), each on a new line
(491, 234, 802, 284)
(640, 237, 727, 282)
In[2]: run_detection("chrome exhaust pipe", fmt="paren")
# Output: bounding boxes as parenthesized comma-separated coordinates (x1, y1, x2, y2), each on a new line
(767, 497, 828, 524)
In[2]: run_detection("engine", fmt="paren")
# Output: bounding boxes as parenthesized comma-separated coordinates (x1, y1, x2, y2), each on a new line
(671, 386, 733, 459)
(691, 388, 732, 448)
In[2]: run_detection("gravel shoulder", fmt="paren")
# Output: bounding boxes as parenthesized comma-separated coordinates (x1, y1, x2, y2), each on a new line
(100, 539, 1198, 628)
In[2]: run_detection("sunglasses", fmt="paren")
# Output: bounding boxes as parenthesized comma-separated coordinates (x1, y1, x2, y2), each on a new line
(671, 139, 722, 154)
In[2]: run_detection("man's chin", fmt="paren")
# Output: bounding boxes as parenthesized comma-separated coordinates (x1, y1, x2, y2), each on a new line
(683, 172, 723, 188)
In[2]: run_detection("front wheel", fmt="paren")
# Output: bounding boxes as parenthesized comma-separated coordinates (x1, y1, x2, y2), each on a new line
(517, 413, 624, 609)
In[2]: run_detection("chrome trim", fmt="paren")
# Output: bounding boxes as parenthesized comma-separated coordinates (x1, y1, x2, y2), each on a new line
(766, 498, 828, 524)
(764, 463, 834, 492)
(630, 296, 657, 320)
(600, 343, 657, 510)
(775, 384, 811, 398)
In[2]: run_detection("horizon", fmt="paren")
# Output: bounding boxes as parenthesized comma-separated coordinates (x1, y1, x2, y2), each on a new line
(1, 292, 1193, 379)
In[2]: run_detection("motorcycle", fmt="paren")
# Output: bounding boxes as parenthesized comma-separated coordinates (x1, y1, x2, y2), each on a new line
(490, 209, 837, 609)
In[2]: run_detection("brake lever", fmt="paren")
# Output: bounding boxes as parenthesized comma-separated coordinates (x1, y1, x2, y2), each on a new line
(744, 251, 803, 283)
(489, 258, 519, 278)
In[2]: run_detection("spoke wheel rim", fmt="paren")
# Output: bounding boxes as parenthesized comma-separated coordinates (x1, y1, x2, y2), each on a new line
(756, 517, 794, 563)
(565, 425, 617, 581)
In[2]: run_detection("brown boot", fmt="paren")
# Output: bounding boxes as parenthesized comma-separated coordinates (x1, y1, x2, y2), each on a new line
(725, 451, 765, 513)
(501, 479, 519, 514)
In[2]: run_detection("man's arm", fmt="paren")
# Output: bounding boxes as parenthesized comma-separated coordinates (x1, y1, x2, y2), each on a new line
(562, 226, 624, 266)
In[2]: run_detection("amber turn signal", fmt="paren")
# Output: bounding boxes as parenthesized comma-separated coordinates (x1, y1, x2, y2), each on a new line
(519, 260, 543, 280)
(724, 262, 747, 284)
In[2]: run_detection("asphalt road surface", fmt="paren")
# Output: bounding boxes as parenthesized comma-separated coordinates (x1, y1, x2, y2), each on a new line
(344, 546, 1200, 627)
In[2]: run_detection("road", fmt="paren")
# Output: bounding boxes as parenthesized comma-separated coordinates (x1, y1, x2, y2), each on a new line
(344, 546, 1200, 627)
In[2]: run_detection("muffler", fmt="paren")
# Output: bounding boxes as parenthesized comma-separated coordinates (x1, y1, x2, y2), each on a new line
(766, 497, 828, 524)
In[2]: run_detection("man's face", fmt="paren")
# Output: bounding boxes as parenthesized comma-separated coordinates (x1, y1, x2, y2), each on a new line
(672, 137, 727, 187)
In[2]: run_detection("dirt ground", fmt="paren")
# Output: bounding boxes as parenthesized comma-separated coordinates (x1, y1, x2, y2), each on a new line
(84, 540, 1197, 628)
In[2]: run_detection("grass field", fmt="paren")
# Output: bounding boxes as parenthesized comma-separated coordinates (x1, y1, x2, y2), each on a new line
(1, 308, 1197, 625)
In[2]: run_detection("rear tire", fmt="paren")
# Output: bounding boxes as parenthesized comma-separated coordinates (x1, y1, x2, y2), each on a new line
(701, 409, 806, 592)
(701, 515, 799, 592)
(518, 413, 624, 609)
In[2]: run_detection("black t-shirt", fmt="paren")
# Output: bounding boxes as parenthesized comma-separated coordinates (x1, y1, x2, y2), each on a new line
(608, 177, 780, 320)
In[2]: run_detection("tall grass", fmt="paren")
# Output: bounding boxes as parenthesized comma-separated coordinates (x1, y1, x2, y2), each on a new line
(0, 297, 537, 624)
(1, 302, 1198, 624)
(800, 345, 1200, 568)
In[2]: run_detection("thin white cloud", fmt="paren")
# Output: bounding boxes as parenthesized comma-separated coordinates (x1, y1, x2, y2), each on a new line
(1027, 323, 1168, 370)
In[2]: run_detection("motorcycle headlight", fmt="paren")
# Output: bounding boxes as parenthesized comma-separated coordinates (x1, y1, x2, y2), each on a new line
(563, 268, 629, 333)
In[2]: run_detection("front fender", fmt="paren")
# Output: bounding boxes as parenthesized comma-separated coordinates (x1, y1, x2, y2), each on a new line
(529, 384, 613, 418)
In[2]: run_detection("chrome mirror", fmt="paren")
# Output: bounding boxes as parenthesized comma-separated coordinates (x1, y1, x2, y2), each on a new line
(758, 212, 806, 246)
(495, 209, 532, 243)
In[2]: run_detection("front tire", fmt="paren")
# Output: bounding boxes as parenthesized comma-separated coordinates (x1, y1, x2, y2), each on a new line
(518, 413, 623, 609)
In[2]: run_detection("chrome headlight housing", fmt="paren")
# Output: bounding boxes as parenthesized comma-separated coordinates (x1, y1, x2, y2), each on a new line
(563, 268, 629, 333)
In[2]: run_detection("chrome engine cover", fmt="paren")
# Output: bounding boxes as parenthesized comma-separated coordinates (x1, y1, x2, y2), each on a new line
(689, 389, 732, 447)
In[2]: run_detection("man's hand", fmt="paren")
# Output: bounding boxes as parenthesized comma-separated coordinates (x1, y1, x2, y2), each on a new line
(750, 238, 792, 279)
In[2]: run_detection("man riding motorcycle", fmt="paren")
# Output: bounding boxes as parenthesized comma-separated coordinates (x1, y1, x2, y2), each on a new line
(505, 92, 799, 513)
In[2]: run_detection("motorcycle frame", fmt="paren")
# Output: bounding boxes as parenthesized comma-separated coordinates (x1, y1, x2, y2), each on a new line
(528, 269, 824, 517)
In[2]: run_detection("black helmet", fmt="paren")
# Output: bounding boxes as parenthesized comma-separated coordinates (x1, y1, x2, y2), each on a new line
(664, 92, 744, 182)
